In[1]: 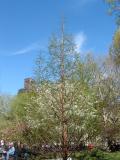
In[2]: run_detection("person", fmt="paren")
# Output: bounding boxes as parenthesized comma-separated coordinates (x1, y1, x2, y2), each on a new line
(14, 141, 21, 160)
(0, 144, 3, 159)
(7, 142, 15, 160)
(2, 144, 9, 160)
(0, 140, 8, 160)
(0, 140, 4, 147)
(21, 144, 30, 160)
(88, 143, 94, 151)
(15, 142, 30, 160)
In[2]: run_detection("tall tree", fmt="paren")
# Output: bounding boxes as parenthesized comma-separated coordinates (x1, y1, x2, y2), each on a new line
(110, 29, 120, 67)
(93, 56, 120, 148)
(105, 0, 120, 67)
(25, 25, 99, 159)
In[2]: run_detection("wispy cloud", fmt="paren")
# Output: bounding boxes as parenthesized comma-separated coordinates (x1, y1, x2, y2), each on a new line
(13, 34, 86, 56)
(12, 42, 41, 56)
(74, 32, 86, 52)
(1, 33, 86, 56)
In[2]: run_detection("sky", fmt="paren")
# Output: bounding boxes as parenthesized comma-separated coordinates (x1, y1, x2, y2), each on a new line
(0, 0, 116, 95)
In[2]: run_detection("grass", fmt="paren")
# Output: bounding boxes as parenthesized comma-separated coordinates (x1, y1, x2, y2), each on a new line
(72, 149, 120, 160)
(28, 149, 120, 160)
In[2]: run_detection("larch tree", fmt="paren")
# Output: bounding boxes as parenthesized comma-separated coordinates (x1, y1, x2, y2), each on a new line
(24, 25, 99, 160)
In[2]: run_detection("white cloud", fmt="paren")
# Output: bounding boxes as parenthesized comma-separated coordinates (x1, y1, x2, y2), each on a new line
(2, 33, 86, 56)
(12, 42, 41, 55)
(74, 32, 86, 52)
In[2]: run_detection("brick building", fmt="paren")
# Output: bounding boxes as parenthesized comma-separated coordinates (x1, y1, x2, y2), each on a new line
(18, 78, 35, 94)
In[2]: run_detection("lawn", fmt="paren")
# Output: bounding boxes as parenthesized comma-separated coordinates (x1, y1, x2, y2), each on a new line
(73, 149, 120, 160)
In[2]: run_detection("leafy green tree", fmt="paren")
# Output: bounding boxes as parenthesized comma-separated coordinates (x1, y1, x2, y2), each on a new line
(0, 94, 11, 117)
(5, 92, 36, 142)
(23, 25, 100, 160)
(0, 95, 13, 138)
(93, 56, 120, 147)
(110, 29, 120, 67)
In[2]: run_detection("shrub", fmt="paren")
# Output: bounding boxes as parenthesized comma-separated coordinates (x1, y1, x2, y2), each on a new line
(74, 149, 108, 160)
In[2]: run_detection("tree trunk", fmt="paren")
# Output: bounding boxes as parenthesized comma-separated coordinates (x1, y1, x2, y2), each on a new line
(62, 124, 68, 160)
(60, 21, 68, 160)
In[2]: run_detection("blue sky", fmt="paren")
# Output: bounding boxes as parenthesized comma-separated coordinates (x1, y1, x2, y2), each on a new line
(0, 0, 116, 95)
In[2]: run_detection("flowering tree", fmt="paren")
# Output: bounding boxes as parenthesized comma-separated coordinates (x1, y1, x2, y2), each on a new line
(23, 26, 99, 159)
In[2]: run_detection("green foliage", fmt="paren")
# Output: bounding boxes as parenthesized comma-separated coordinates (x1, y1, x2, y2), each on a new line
(105, 0, 120, 25)
(110, 29, 120, 67)
(0, 95, 11, 117)
(74, 149, 120, 160)
(2, 29, 118, 151)
(0, 24, 119, 160)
